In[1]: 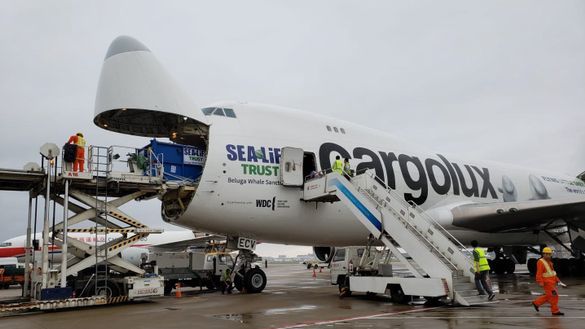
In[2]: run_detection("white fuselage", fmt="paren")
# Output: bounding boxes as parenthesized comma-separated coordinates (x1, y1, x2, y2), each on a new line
(167, 102, 585, 247)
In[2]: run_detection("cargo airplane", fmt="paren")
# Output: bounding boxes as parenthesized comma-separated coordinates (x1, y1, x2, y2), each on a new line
(92, 36, 585, 292)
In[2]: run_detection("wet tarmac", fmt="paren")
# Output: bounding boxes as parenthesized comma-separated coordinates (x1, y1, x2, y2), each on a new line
(1, 264, 584, 328)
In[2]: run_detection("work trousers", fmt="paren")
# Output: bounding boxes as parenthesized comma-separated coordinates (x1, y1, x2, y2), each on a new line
(475, 270, 493, 295)
(74, 148, 85, 172)
(533, 282, 560, 313)
(221, 281, 232, 294)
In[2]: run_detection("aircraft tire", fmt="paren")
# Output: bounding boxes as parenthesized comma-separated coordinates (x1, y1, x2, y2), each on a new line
(493, 259, 506, 275)
(244, 267, 266, 293)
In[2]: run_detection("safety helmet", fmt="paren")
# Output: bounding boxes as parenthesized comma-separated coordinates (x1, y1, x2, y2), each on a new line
(542, 247, 553, 254)
(77, 132, 84, 137)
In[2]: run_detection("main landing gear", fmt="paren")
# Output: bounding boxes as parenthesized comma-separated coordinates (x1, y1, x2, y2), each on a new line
(488, 248, 516, 275)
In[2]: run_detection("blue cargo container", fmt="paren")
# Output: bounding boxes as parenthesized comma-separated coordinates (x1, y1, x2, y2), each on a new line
(141, 139, 205, 182)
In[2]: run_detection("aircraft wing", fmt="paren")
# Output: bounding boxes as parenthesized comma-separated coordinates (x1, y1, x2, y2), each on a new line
(450, 197, 585, 232)
(149, 234, 225, 251)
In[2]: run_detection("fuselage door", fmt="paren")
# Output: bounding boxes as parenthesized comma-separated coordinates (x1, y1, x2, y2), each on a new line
(280, 147, 304, 186)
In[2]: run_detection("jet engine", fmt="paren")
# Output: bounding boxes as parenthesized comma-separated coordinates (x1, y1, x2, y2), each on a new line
(313, 246, 335, 263)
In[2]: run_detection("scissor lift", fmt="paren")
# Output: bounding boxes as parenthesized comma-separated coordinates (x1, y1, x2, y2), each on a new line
(0, 143, 181, 314)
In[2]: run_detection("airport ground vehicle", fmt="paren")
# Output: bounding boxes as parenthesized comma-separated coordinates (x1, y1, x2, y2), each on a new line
(0, 261, 25, 289)
(150, 250, 234, 295)
(330, 246, 468, 304)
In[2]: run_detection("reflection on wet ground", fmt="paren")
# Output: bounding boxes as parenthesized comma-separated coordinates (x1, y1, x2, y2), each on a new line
(0, 264, 583, 329)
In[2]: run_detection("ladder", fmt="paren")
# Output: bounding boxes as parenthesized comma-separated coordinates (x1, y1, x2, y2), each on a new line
(303, 171, 491, 306)
(89, 146, 110, 296)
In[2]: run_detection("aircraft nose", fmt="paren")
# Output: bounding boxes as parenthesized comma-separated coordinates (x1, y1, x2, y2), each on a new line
(105, 35, 150, 59)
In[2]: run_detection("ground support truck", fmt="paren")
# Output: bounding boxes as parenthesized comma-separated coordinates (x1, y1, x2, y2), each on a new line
(331, 246, 449, 304)
(150, 250, 234, 295)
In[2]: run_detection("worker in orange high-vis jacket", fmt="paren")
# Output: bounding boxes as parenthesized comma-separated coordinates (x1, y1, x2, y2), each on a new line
(532, 247, 567, 316)
(67, 132, 86, 172)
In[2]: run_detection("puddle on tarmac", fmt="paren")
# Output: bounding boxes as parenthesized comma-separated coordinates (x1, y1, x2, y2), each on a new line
(264, 305, 317, 315)
(213, 305, 317, 323)
(212, 313, 255, 323)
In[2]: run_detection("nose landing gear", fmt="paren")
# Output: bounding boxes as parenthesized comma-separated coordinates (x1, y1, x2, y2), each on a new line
(232, 248, 267, 294)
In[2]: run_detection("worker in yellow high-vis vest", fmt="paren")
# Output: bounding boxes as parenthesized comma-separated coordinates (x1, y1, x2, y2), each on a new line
(331, 155, 344, 175)
(471, 240, 495, 300)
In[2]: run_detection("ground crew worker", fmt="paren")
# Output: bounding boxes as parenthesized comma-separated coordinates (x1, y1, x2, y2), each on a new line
(532, 247, 566, 316)
(343, 158, 352, 180)
(220, 268, 233, 294)
(331, 155, 343, 175)
(67, 132, 86, 172)
(471, 240, 495, 300)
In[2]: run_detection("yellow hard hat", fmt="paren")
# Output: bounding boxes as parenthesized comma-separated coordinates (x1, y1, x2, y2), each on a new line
(542, 247, 553, 254)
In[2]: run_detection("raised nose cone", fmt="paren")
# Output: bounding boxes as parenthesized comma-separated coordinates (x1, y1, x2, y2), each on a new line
(105, 35, 150, 59)
(94, 36, 208, 137)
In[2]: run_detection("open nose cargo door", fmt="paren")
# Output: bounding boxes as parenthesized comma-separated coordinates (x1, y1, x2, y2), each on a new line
(94, 35, 210, 221)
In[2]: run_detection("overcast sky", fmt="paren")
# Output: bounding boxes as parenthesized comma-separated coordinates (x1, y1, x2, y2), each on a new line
(0, 1, 584, 256)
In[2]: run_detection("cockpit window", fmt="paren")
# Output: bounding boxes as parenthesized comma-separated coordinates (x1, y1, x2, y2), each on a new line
(0, 242, 11, 247)
(201, 107, 236, 118)
(202, 107, 215, 116)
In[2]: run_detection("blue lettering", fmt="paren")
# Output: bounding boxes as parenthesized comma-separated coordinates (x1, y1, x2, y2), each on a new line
(274, 148, 281, 164)
(247, 146, 258, 162)
(260, 147, 269, 163)
(237, 145, 245, 161)
(226, 144, 237, 161)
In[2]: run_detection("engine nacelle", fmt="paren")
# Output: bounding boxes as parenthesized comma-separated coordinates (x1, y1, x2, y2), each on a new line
(313, 246, 335, 263)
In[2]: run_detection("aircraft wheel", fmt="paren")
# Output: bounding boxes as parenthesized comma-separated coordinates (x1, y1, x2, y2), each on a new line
(244, 267, 266, 293)
(493, 259, 506, 275)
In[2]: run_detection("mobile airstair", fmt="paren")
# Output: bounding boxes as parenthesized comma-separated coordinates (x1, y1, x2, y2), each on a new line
(303, 171, 490, 306)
